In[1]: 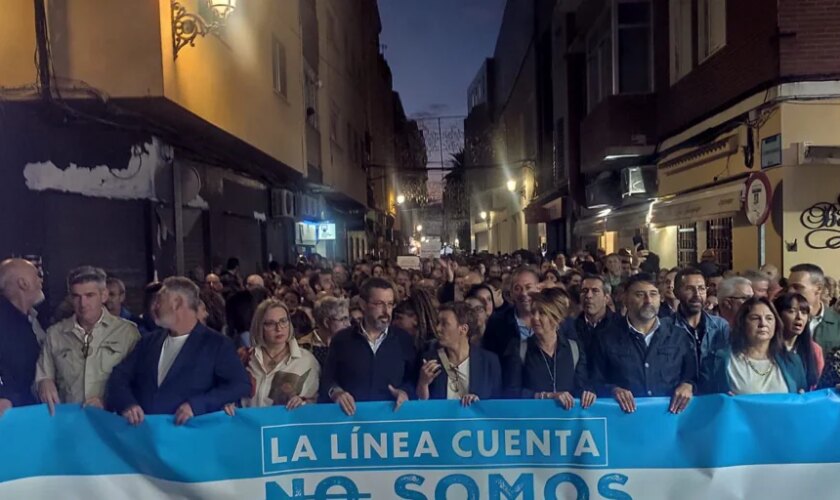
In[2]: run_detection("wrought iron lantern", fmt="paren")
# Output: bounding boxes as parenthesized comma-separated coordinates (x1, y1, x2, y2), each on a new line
(171, 0, 237, 59)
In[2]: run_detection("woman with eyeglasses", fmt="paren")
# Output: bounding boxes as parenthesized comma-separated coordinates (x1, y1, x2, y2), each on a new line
(502, 288, 596, 409)
(774, 293, 824, 390)
(226, 299, 320, 413)
(299, 296, 350, 366)
(417, 302, 501, 406)
(700, 297, 806, 395)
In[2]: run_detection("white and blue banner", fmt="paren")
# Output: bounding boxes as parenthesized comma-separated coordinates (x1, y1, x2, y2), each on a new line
(2, 391, 840, 499)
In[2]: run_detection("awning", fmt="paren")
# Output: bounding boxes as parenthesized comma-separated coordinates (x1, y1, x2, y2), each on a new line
(650, 180, 744, 227)
(524, 196, 565, 224)
(573, 201, 651, 236)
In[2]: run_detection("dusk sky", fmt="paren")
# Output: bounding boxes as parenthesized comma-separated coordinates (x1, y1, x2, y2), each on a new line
(378, 0, 506, 119)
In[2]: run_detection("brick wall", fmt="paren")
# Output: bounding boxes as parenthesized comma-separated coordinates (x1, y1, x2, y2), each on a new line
(778, 0, 840, 78)
(655, 0, 780, 140)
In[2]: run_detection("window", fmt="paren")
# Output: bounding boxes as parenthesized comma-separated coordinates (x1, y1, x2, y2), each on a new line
(304, 64, 319, 129)
(677, 223, 697, 268)
(669, 0, 693, 83)
(586, 1, 652, 112)
(706, 218, 733, 271)
(698, 0, 726, 62)
(330, 104, 340, 145)
(272, 37, 287, 98)
(616, 1, 652, 94)
(586, 13, 612, 111)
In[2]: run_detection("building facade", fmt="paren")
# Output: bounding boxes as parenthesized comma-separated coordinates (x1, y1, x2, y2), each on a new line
(0, 0, 421, 312)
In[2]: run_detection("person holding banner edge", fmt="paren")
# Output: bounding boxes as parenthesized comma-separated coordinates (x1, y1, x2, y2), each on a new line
(319, 278, 418, 416)
(502, 288, 596, 409)
(590, 274, 697, 414)
(106, 277, 250, 426)
(416, 302, 501, 406)
(700, 297, 807, 395)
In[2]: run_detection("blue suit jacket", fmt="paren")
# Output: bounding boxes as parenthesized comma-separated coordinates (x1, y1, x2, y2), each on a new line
(422, 343, 501, 400)
(106, 323, 250, 416)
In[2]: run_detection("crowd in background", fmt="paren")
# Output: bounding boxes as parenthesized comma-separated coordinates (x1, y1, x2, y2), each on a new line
(1, 245, 839, 424)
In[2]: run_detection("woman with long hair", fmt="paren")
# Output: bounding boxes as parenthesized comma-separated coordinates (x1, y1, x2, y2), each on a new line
(774, 293, 824, 389)
(502, 288, 596, 409)
(700, 297, 806, 395)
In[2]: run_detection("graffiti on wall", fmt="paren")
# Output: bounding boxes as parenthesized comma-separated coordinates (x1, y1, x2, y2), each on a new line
(800, 194, 840, 250)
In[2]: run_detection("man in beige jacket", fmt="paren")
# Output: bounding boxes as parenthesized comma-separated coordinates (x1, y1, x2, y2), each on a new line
(36, 266, 140, 414)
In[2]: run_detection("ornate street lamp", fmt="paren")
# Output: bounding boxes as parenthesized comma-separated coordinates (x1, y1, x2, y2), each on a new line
(171, 0, 237, 59)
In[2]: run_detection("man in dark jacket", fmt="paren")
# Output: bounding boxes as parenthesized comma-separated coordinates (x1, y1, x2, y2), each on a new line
(0, 258, 45, 414)
(107, 277, 249, 426)
(320, 277, 418, 416)
(590, 274, 697, 414)
(561, 275, 622, 357)
(482, 267, 540, 360)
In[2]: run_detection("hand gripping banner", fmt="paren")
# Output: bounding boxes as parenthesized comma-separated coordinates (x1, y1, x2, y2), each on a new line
(2, 391, 840, 499)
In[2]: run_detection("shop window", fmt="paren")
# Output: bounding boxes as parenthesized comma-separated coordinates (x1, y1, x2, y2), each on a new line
(706, 217, 733, 271)
(678, 223, 697, 268)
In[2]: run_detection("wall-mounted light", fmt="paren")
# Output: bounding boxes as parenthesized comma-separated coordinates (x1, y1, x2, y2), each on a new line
(506, 180, 517, 192)
(396, 194, 405, 205)
(479, 211, 487, 220)
(171, 0, 237, 59)
(416, 224, 423, 232)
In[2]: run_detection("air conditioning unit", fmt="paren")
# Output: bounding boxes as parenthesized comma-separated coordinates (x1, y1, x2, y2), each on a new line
(796, 142, 840, 165)
(270, 189, 295, 218)
(620, 166, 657, 199)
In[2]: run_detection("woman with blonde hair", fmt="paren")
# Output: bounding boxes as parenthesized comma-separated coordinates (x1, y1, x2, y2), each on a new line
(225, 299, 320, 414)
(502, 288, 596, 409)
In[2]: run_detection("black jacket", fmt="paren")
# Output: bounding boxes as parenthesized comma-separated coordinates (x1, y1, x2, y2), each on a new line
(561, 311, 623, 359)
(589, 316, 698, 398)
(482, 306, 520, 359)
(319, 324, 418, 402)
(502, 334, 591, 398)
(421, 343, 501, 400)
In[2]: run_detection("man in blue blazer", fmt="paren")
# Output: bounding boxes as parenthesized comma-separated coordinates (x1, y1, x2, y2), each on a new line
(106, 277, 250, 425)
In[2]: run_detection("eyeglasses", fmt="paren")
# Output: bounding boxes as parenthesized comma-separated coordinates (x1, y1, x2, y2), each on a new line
(330, 315, 350, 323)
(368, 301, 395, 309)
(263, 318, 291, 331)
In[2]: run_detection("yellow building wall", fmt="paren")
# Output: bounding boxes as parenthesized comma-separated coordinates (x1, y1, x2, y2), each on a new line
(46, 0, 164, 97)
(160, 0, 305, 175)
(0, 1, 38, 88)
(777, 102, 840, 275)
(648, 226, 678, 270)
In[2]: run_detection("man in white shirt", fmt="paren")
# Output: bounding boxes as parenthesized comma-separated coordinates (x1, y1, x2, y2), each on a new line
(106, 277, 249, 425)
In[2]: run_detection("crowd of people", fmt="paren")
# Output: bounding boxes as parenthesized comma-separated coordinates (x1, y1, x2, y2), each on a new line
(0, 247, 839, 424)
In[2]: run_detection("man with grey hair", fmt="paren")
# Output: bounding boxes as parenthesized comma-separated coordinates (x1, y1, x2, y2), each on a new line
(300, 296, 351, 365)
(0, 258, 46, 414)
(742, 270, 771, 299)
(107, 276, 249, 426)
(717, 277, 754, 326)
(36, 266, 140, 414)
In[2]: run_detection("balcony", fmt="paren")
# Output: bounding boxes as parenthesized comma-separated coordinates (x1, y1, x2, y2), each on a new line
(580, 93, 656, 174)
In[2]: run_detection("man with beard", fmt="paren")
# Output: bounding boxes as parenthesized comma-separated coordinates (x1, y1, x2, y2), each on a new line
(0, 258, 46, 414)
(482, 267, 540, 360)
(106, 277, 249, 426)
(320, 277, 418, 416)
(562, 275, 621, 356)
(590, 274, 697, 414)
(671, 268, 730, 366)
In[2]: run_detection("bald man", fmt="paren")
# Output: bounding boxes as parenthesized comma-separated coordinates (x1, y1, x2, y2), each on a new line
(245, 274, 265, 291)
(0, 259, 46, 414)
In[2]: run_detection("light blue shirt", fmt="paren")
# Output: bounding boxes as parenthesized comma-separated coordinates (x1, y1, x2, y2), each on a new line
(359, 325, 389, 354)
(515, 314, 533, 340)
